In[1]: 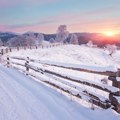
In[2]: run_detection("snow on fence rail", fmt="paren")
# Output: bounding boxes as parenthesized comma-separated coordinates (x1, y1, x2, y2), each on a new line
(6, 56, 120, 113)
(9, 57, 119, 92)
(10, 56, 120, 89)
(30, 60, 118, 77)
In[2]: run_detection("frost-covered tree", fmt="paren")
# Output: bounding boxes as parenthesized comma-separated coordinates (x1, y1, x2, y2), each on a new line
(0, 39, 3, 46)
(70, 34, 79, 44)
(7, 34, 35, 47)
(24, 35, 35, 46)
(106, 44, 117, 56)
(55, 25, 69, 43)
(35, 33, 44, 45)
(49, 38, 55, 43)
(86, 40, 93, 47)
(7, 36, 24, 47)
(27, 32, 36, 39)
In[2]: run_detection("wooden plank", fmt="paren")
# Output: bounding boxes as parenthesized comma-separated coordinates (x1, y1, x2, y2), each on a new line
(39, 63, 117, 77)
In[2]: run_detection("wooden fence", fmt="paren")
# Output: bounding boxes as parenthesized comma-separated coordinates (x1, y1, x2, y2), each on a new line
(0, 43, 63, 55)
(6, 56, 120, 113)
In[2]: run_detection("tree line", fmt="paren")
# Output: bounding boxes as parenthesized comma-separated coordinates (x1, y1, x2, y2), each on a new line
(0, 25, 119, 49)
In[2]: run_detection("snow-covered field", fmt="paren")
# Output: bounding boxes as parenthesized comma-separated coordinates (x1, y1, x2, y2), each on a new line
(1, 44, 120, 120)
(9, 45, 117, 66)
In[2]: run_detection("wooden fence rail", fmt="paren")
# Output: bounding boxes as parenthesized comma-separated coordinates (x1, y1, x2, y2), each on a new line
(28, 60, 118, 77)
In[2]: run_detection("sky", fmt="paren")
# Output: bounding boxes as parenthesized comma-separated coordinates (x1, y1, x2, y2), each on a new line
(0, 0, 120, 34)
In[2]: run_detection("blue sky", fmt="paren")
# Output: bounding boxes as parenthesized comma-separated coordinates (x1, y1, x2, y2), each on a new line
(0, 0, 120, 33)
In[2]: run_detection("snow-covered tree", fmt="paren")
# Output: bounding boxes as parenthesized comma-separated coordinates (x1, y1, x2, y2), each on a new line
(7, 34, 35, 47)
(24, 35, 35, 46)
(35, 33, 44, 45)
(55, 25, 69, 43)
(27, 32, 36, 39)
(86, 40, 93, 47)
(70, 34, 79, 44)
(49, 38, 55, 43)
(106, 44, 117, 56)
(7, 36, 23, 47)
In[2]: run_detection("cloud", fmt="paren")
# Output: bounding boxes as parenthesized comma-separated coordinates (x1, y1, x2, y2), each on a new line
(0, 18, 57, 33)
(0, 5, 120, 34)
(81, 7, 120, 16)
(0, 0, 58, 8)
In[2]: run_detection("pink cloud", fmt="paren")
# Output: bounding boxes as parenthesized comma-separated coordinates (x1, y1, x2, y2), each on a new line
(0, 23, 58, 33)
(0, 7, 120, 34)
(0, 0, 58, 7)
(12, 24, 58, 33)
(0, 21, 120, 34)
(81, 7, 120, 17)
(0, 25, 11, 31)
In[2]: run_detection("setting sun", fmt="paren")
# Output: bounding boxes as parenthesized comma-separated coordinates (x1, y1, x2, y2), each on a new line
(103, 31, 115, 36)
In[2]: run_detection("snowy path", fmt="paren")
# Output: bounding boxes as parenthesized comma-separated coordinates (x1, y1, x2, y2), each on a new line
(0, 65, 119, 120)
(0, 65, 87, 120)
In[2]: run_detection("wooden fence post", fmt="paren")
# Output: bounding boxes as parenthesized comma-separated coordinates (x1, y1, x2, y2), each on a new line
(1, 49, 3, 55)
(17, 46, 19, 51)
(7, 56, 10, 67)
(117, 69, 120, 77)
(6, 48, 8, 53)
(25, 57, 29, 73)
(117, 69, 120, 90)
(9, 48, 12, 52)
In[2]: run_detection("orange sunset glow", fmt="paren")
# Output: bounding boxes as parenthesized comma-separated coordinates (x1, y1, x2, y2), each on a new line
(103, 31, 116, 37)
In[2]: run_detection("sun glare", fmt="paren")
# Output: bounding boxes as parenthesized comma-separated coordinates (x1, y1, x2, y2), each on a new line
(103, 31, 115, 37)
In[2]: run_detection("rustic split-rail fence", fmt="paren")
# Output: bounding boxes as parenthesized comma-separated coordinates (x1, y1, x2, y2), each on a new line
(0, 44, 120, 113)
